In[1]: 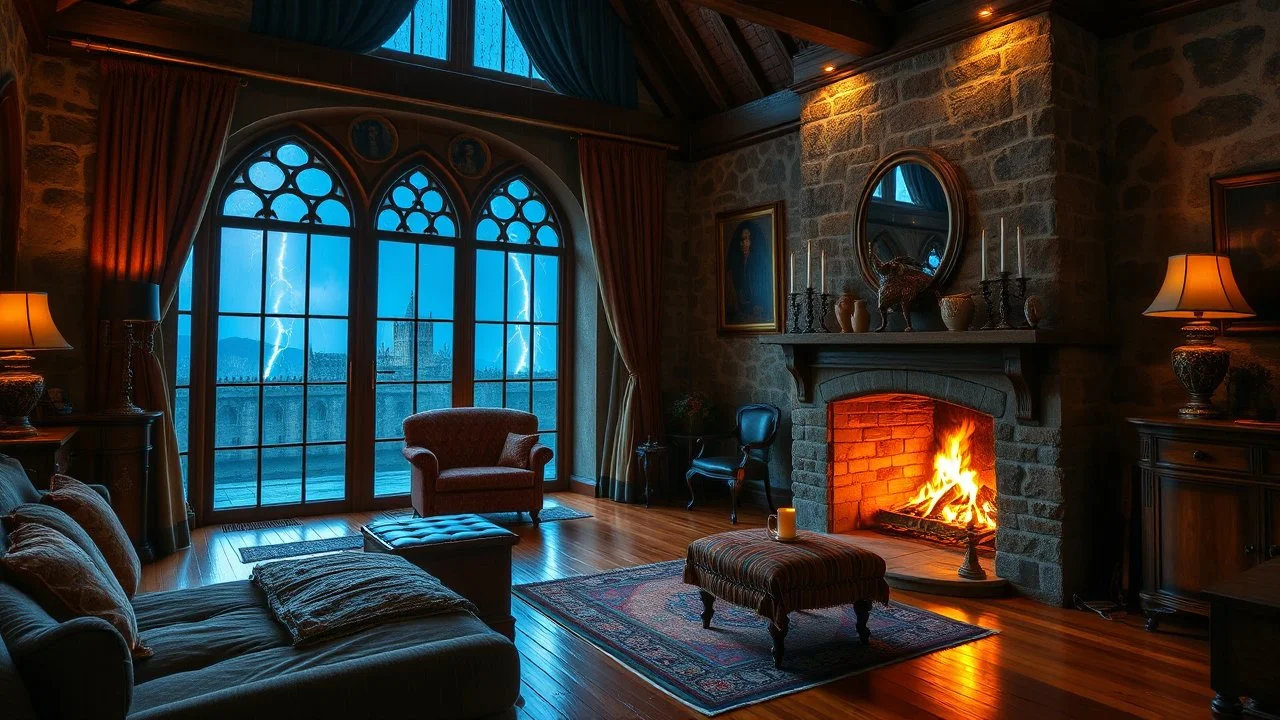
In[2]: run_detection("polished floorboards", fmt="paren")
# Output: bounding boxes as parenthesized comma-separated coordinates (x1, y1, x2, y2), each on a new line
(141, 492, 1212, 719)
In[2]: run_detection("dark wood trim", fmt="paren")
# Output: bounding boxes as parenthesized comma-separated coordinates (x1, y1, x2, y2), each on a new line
(11, 0, 51, 50)
(689, 90, 800, 160)
(654, 0, 734, 112)
(569, 474, 596, 496)
(0, 76, 20, 290)
(46, 2, 683, 151)
(716, 13, 769, 98)
(684, 0, 890, 57)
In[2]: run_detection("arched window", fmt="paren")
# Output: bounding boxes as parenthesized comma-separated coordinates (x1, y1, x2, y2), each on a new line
(373, 166, 459, 496)
(176, 133, 569, 519)
(210, 138, 354, 510)
(473, 175, 562, 477)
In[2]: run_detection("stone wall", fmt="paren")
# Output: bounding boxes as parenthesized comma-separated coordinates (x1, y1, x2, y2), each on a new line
(670, 14, 1114, 603)
(1104, 0, 1280, 422)
(19, 56, 99, 403)
(663, 134, 802, 500)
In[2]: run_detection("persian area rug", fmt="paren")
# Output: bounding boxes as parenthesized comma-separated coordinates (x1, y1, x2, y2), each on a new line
(238, 506, 592, 563)
(514, 560, 996, 716)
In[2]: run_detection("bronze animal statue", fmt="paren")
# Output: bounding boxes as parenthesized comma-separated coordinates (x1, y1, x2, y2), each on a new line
(871, 255, 937, 332)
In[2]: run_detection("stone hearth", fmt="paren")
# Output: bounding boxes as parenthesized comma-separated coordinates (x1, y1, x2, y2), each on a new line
(765, 333, 1110, 605)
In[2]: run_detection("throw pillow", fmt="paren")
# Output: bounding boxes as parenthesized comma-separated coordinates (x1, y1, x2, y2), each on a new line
(3, 504, 116, 589)
(497, 432, 539, 469)
(0, 523, 153, 658)
(42, 474, 141, 598)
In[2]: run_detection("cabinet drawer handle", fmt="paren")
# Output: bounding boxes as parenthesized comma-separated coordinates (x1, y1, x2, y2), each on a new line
(1191, 450, 1210, 462)
(1245, 545, 1257, 555)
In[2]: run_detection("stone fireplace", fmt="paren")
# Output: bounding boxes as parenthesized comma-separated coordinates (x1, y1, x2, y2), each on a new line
(768, 335, 1112, 605)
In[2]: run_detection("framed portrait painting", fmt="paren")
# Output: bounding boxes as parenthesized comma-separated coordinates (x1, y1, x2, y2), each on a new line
(348, 114, 398, 163)
(448, 133, 492, 179)
(1211, 169, 1280, 333)
(716, 202, 785, 334)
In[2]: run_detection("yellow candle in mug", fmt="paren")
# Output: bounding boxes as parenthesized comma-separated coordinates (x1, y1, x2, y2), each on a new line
(769, 507, 797, 541)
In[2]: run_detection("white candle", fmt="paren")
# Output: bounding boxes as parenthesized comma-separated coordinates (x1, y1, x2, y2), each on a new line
(806, 240, 812, 289)
(1016, 225, 1024, 278)
(980, 228, 987, 281)
(789, 252, 795, 294)
(820, 251, 826, 294)
(999, 217, 1006, 274)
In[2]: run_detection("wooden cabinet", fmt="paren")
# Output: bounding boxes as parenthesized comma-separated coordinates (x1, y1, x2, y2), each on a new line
(0, 427, 77, 488)
(1130, 417, 1280, 630)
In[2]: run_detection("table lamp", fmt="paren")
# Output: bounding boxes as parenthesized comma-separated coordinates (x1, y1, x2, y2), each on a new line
(101, 281, 161, 415)
(0, 292, 72, 437)
(1143, 254, 1255, 419)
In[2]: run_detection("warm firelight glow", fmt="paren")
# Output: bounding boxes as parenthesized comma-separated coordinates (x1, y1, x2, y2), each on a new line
(895, 418, 997, 531)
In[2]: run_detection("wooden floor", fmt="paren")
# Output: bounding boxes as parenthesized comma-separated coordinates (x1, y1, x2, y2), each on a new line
(142, 493, 1213, 719)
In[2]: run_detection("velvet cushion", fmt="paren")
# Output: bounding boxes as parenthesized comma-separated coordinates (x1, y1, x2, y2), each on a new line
(0, 523, 153, 658)
(497, 432, 539, 469)
(435, 467, 535, 493)
(4, 503, 117, 587)
(42, 473, 141, 597)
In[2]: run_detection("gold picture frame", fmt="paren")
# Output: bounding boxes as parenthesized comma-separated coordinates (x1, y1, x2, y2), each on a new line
(716, 201, 785, 335)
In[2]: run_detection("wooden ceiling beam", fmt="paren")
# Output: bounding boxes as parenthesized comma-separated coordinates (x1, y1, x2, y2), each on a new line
(608, 0, 697, 118)
(715, 14, 769, 98)
(47, 2, 685, 150)
(653, 0, 734, 112)
(762, 29, 793, 87)
(615, 0, 720, 116)
(684, 0, 890, 57)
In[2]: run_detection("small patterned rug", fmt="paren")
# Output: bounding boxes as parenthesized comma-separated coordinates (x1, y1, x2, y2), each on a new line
(237, 505, 592, 563)
(515, 560, 996, 716)
(221, 518, 302, 532)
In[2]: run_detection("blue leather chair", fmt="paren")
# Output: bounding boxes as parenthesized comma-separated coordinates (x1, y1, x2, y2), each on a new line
(684, 403, 781, 524)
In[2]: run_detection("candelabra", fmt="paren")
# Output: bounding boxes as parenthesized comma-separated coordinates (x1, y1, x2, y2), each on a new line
(786, 288, 832, 333)
(978, 271, 1029, 330)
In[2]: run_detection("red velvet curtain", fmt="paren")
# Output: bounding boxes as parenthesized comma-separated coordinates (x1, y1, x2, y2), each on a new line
(88, 58, 238, 555)
(578, 137, 665, 501)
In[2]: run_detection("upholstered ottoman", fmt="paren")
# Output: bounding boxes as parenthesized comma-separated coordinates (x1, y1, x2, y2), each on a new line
(683, 529, 891, 668)
(362, 514, 519, 638)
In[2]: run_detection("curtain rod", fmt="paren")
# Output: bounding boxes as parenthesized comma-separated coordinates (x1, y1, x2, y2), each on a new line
(61, 37, 682, 152)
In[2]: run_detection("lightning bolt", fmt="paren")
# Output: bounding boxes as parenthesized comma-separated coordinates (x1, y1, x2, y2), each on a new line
(507, 255, 531, 375)
(263, 232, 297, 378)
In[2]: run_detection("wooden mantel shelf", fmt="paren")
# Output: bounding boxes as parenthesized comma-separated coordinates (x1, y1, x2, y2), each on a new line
(758, 329, 1111, 421)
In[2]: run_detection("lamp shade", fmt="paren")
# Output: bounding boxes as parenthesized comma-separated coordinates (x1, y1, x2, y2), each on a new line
(101, 281, 161, 322)
(0, 292, 72, 351)
(1143, 254, 1256, 319)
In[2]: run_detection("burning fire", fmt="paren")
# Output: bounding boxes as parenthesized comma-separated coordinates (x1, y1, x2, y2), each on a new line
(895, 418, 997, 532)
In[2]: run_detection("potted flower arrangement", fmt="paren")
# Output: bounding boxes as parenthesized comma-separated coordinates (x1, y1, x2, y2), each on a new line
(671, 391, 714, 435)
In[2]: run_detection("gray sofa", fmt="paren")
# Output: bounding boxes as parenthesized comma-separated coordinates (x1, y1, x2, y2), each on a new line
(0, 456, 520, 719)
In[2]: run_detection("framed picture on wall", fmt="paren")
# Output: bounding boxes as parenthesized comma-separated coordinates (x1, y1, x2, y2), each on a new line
(348, 114, 398, 163)
(1211, 169, 1280, 334)
(716, 201, 785, 335)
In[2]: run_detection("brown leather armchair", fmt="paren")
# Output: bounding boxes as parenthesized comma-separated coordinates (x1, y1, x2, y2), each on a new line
(402, 407, 553, 521)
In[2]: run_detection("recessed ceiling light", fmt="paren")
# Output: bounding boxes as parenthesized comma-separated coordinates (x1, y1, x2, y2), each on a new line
(978, 7, 994, 18)
(822, 64, 836, 73)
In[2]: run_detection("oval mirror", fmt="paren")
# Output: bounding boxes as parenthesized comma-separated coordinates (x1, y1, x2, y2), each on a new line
(854, 148, 966, 292)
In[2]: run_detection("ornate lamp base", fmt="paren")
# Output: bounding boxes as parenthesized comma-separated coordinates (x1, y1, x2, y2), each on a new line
(1171, 321, 1230, 419)
(0, 352, 44, 438)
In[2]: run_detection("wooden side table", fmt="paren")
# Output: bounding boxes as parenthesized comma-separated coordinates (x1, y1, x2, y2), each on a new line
(57, 412, 162, 562)
(1204, 559, 1280, 717)
(0, 426, 77, 488)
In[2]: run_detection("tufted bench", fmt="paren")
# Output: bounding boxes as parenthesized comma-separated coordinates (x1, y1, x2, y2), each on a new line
(362, 514, 519, 638)
(684, 529, 891, 668)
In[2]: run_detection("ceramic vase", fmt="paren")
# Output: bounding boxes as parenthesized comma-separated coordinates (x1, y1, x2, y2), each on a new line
(939, 294, 975, 332)
(834, 292, 856, 333)
(852, 300, 871, 333)
(1024, 296, 1044, 328)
